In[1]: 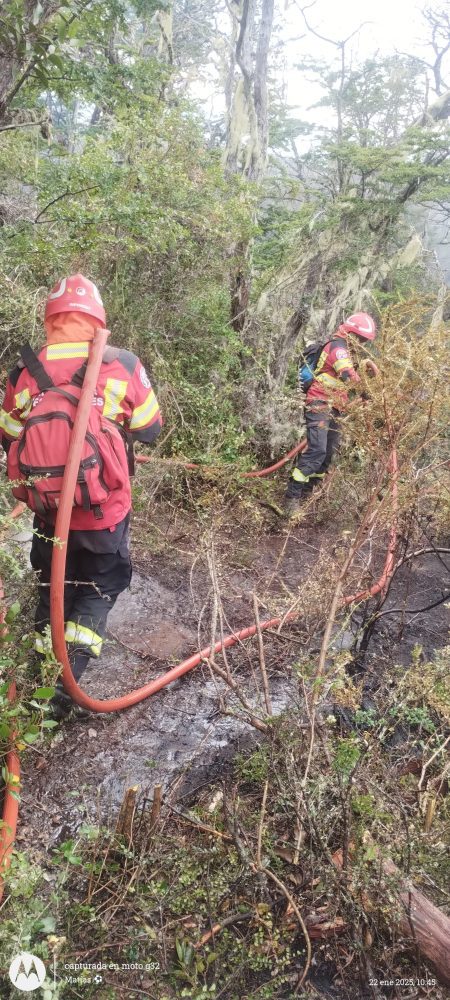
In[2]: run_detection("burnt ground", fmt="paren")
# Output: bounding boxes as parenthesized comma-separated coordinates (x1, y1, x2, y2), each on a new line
(15, 491, 449, 854)
(1, 480, 447, 1000)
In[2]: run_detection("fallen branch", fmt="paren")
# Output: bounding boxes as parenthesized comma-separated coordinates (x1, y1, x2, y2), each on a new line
(0, 117, 48, 133)
(194, 910, 254, 949)
(333, 839, 450, 986)
(253, 594, 272, 715)
(165, 804, 233, 842)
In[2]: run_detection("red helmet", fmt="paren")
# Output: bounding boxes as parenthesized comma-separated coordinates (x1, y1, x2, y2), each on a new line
(44, 274, 106, 326)
(341, 312, 376, 341)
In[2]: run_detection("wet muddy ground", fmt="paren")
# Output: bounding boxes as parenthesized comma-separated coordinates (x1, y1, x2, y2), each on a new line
(16, 499, 449, 855)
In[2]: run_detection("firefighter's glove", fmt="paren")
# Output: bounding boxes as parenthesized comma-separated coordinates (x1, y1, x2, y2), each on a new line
(361, 359, 379, 378)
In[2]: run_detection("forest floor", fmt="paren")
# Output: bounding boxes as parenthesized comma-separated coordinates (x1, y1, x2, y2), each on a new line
(18, 492, 448, 850)
(5, 468, 450, 999)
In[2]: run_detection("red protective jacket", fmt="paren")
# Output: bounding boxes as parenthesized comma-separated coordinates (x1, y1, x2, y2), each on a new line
(306, 335, 360, 410)
(0, 338, 162, 530)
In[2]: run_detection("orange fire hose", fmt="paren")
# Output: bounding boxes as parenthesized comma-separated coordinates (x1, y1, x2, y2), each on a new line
(0, 503, 26, 897)
(50, 330, 398, 710)
(0, 331, 398, 900)
(0, 680, 19, 895)
(135, 441, 307, 477)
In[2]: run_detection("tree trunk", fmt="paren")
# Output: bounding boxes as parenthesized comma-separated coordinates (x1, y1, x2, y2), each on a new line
(224, 0, 275, 332)
(155, 4, 173, 64)
(333, 846, 450, 986)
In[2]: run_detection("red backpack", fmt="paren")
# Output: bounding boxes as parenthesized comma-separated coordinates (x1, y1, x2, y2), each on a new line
(7, 343, 131, 520)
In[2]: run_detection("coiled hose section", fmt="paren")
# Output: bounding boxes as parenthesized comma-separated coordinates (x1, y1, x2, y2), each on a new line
(0, 330, 398, 898)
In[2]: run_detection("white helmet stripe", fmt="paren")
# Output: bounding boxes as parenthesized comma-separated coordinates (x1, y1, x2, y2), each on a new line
(48, 277, 67, 301)
(346, 314, 374, 333)
(92, 282, 103, 306)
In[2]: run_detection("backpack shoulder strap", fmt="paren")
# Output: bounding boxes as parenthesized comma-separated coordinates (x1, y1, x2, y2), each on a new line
(20, 343, 54, 392)
(70, 361, 88, 389)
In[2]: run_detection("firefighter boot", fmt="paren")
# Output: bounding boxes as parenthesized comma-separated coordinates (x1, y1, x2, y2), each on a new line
(48, 680, 91, 721)
(48, 681, 75, 721)
(283, 483, 313, 518)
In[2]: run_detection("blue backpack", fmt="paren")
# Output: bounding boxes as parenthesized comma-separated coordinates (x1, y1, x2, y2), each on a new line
(298, 341, 326, 392)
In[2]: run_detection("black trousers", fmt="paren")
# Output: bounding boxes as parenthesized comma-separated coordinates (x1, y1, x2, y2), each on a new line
(31, 516, 132, 681)
(287, 405, 341, 497)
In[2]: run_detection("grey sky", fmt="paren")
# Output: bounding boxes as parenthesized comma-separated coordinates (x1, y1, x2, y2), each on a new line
(281, 1, 440, 130)
(193, 1, 444, 125)
(284, 0, 425, 58)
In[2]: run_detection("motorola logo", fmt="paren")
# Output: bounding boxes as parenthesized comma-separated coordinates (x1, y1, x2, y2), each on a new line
(9, 952, 46, 991)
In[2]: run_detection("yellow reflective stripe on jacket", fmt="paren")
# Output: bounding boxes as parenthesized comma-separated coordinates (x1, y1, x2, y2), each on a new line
(315, 372, 342, 390)
(129, 390, 159, 431)
(314, 349, 343, 389)
(0, 407, 23, 439)
(103, 378, 128, 420)
(46, 342, 89, 361)
(333, 358, 353, 374)
(64, 621, 103, 656)
(14, 387, 32, 417)
(315, 349, 327, 374)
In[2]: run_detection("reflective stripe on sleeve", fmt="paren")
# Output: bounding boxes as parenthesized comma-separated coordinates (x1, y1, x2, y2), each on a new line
(103, 378, 128, 420)
(333, 358, 353, 374)
(129, 390, 159, 431)
(64, 621, 103, 656)
(14, 387, 32, 414)
(0, 408, 23, 439)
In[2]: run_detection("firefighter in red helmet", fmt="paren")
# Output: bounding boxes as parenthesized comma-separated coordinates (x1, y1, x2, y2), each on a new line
(0, 274, 163, 718)
(284, 312, 378, 516)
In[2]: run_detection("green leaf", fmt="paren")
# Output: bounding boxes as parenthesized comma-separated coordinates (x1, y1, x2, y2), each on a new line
(36, 915, 56, 933)
(5, 602, 20, 624)
(31, 2, 44, 27)
(32, 687, 55, 700)
(47, 53, 65, 72)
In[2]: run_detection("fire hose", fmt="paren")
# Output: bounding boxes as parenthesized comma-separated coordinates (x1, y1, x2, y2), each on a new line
(0, 330, 398, 897)
(0, 536, 21, 903)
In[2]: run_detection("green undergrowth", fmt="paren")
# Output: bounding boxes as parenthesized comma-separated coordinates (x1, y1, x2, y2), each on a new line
(0, 573, 61, 763)
(0, 646, 448, 999)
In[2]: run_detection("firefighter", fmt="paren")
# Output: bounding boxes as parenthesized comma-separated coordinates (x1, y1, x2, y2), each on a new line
(284, 312, 378, 517)
(0, 274, 163, 718)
